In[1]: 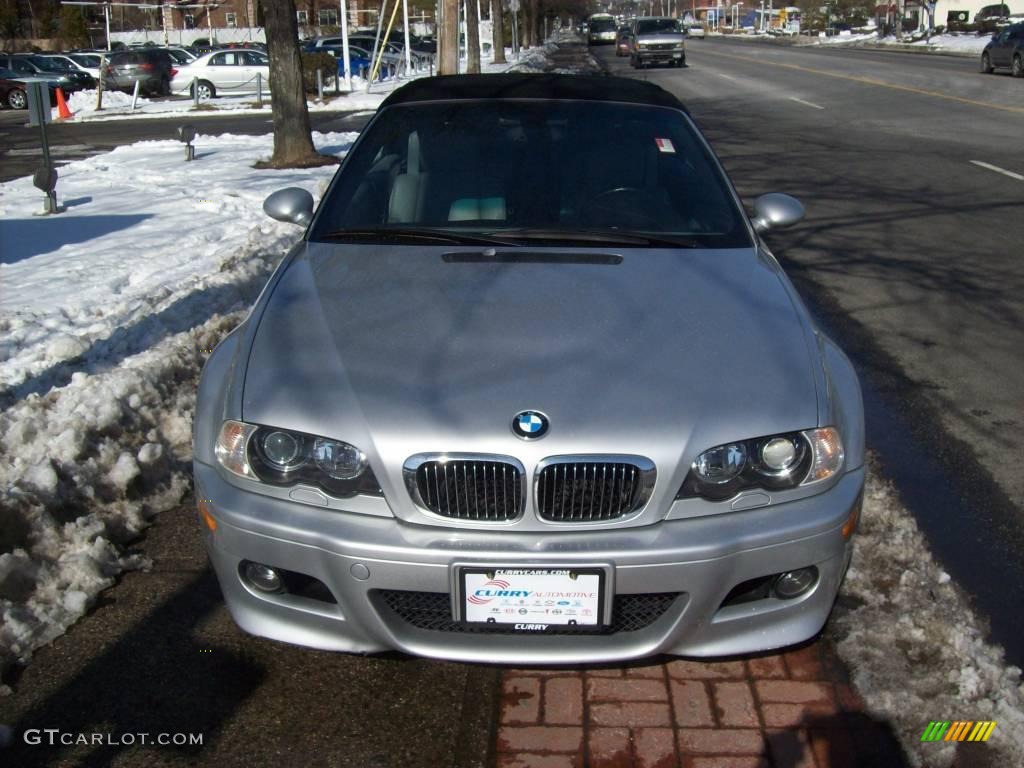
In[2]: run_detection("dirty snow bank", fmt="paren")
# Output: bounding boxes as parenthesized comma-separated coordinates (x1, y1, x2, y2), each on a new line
(831, 462, 1024, 767)
(0, 131, 354, 683)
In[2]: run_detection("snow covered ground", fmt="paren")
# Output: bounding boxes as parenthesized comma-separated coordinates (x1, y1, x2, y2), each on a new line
(1, 35, 1022, 767)
(0, 129, 352, 677)
(813, 31, 991, 54)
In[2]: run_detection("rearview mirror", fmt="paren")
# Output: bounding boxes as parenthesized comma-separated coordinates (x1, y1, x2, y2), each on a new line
(752, 193, 805, 233)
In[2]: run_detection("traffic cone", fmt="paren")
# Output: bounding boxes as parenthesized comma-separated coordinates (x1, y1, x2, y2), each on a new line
(56, 87, 73, 119)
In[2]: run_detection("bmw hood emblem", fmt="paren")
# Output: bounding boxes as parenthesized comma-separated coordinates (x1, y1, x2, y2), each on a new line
(512, 411, 549, 440)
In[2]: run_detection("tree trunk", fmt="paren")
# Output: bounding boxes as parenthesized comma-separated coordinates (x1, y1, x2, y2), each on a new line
(492, 0, 506, 64)
(465, 0, 480, 72)
(262, 0, 322, 168)
(440, 0, 459, 74)
(522, 0, 533, 47)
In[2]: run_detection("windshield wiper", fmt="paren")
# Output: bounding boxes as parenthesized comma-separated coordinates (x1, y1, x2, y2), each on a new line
(482, 228, 701, 248)
(316, 228, 514, 246)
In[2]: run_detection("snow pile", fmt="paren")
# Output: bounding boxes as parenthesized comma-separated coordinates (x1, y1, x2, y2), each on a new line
(60, 88, 149, 119)
(832, 461, 1024, 767)
(816, 31, 991, 54)
(506, 41, 563, 73)
(0, 131, 354, 680)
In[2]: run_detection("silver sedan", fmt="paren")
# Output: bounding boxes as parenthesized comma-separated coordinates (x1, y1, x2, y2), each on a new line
(193, 74, 864, 664)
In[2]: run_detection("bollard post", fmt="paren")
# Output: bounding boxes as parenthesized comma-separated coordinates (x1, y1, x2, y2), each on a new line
(316, 68, 323, 100)
(130, 79, 141, 110)
(193, 76, 199, 106)
(256, 72, 263, 107)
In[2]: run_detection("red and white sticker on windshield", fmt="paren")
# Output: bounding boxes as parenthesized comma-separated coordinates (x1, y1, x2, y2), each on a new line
(655, 137, 676, 154)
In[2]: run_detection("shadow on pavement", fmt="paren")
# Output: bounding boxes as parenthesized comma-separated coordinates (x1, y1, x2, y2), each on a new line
(1, 570, 264, 767)
(768, 711, 910, 767)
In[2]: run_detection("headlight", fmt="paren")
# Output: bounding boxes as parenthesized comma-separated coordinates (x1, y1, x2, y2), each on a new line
(638, 43, 649, 49)
(215, 420, 380, 498)
(677, 428, 843, 501)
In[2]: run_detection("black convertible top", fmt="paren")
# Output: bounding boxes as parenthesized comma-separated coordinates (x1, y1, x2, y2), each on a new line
(380, 73, 688, 112)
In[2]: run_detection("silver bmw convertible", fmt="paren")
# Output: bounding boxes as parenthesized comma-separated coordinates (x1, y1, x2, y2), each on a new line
(193, 74, 864, 664)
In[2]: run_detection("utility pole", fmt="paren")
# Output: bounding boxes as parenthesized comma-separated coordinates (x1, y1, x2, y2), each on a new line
(440, 0, 459, 73)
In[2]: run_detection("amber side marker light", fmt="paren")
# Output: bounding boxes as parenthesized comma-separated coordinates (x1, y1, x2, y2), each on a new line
(841, 498, 861, 540)
(198, 499, 217, 532)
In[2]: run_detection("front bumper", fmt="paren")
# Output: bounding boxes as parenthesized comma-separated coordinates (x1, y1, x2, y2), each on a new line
(195, 459, 862, 664)
(636, 49, 686, 64)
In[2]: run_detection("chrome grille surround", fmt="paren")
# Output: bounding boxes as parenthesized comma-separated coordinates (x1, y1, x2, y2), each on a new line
(403, 453, 526, 522)
(534, 455, 657, 523)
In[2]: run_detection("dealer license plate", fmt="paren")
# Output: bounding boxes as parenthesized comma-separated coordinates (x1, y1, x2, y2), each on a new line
(459, 567, 605, 628)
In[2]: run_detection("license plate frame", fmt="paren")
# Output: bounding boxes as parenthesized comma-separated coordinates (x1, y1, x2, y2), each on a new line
(455, 565, 608, 631)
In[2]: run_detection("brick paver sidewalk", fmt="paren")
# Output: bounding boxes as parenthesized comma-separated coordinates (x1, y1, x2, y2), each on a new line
(495, 639, 906, 768)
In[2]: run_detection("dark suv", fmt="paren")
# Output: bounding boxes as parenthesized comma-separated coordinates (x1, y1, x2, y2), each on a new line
(102, 48, 175, 95)
(981, 21, 1023, 77)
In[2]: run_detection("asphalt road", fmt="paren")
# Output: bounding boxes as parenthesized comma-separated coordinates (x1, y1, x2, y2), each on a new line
(597, 39, 1024, 663)
(0, 106, 376, 184)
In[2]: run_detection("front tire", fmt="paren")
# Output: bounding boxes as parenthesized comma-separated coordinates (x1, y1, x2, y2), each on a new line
(1013, 54, 1023, 78)
(7, 88, 27, 109)
(981, 52, 993, 74)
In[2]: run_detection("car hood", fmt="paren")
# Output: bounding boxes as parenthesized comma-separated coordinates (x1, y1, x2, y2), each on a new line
(242, 243, 820, 516)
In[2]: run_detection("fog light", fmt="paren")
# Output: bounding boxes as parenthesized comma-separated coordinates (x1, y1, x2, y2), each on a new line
(774, 567, 818, 599)
(244, 562, 283, 593)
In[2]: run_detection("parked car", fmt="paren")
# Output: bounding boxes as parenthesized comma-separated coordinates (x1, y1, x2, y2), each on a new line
(975, 3, 1010, 23)
(630, 17, 687, 68)
(306, 35, 423, 69)
(194, 73, 864, 664)
(686, 23, 707, 39)
(0, 53, 91, 91)
(316, 45, 375, 78)
(164, 47, 198, 65)
(171, 49, 270, 99)
(981, 20, 1024, 76)
(0, 67, 57, 109)
(101, 48, 176, 95)
(40, 53, 101, 80)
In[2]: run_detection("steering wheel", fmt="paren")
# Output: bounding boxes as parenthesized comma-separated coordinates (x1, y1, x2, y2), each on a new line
(581, 186, 662, 229)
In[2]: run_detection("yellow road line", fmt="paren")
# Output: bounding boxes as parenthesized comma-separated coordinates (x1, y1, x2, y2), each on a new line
(698, 48, 1024, 115)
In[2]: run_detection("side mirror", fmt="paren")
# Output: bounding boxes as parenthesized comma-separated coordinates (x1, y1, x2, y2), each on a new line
(752, 193, 805, 233)
(263, 187, 314, 226)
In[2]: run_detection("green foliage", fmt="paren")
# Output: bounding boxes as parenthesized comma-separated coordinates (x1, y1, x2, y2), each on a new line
(300, 51, 337, 91)
(58, 6, 90, 48)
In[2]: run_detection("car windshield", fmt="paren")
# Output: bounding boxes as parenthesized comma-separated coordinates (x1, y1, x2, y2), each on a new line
(636, 19, 682, 34)
(310, 100, 751, 248)
(71, 54, 101, 66)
